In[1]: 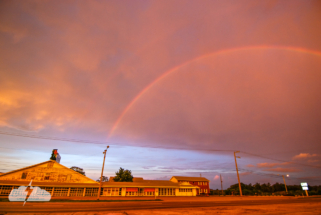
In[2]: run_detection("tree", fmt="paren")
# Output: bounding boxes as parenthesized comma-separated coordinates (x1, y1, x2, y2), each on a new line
(70, 166, 86, 176)
(113, 167, 133, 182)
(96, 176, 109, 182)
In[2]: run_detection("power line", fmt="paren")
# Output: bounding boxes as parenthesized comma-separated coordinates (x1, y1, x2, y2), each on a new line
(1, 130, 320, 169)
(0, 130, 235, 152)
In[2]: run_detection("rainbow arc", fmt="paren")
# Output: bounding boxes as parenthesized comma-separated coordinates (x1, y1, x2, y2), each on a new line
(108, 45, 321, 138)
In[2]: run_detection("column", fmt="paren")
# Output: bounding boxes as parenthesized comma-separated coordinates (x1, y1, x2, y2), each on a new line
(122, 188, 126, 196)
(67, 187, 71, 197)
(51, 187, 55, 196)
(192, 188, 196, 196)
(155, 188, 158, 196)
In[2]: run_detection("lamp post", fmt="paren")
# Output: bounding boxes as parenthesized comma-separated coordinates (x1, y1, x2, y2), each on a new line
(282, 175, 288, 193)
(97, 146, 109, 199)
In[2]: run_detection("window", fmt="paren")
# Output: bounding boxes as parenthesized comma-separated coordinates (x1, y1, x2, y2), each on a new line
(53, 187, 69, 197)
(103, 188, 121, 196)
(0, 186, 16, 195)
(159, 188, 175, 196)
(144, 191, 154, 196)
(39, 187, 53, 195)
(44, 173, 50, 180)
(69, 188, 84, 196)
(126, 191, 137, 196)
(179, 188, 192, 192)
(21, 172, 28, 179)
(85, 188, 98, 196)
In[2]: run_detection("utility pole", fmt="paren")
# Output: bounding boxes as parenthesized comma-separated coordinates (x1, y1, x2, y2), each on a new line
(220, 174, 223, 195)
(97, 146, 109, 199)
(282, 175, 288, 193)
(234, 151, 242, 196)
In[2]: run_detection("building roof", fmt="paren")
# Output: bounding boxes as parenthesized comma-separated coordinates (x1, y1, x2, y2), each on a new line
(0, 180, 99, 187)
(0, 180, 199, 189)
(0, 160, 52, 177)
(102, 180, 198, 188)
(170, 176, 210, 182)
(0, 160, 97, 184)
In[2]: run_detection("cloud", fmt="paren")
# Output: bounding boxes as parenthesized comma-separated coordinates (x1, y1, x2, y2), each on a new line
(263, 167, 301, 173)
(293, 153, 318, 160)
(214, 175, 220, 180)
(307, 159, 319, 163)
(1, 0, 321, 188)
(257, 163, 279, 168)
(246, 164, 255, 168)
(142, 166, 158, 170)
(255, 162, 291, 168)
(154, 176, 170, 180)
(240, 172, 251, 176)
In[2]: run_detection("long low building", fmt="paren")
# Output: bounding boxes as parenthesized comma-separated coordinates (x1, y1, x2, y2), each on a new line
(0, 160, 210, 197)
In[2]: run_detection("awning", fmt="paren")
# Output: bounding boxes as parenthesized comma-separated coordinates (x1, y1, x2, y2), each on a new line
(144, 188, 155, 192)
(126, 188, 138, 192)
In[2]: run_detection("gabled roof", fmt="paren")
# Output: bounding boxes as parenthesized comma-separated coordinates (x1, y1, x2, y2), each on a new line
(0, 180, 99, 187)
(0, 160, 53, 177)
(0, 160, 97, 184)
(170, 176, 210, 182)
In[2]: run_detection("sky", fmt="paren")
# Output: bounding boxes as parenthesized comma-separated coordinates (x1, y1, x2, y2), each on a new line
(1, 0, 321, 189)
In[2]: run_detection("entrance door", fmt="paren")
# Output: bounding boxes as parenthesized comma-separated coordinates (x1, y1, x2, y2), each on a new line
(139, 188, 144, 196)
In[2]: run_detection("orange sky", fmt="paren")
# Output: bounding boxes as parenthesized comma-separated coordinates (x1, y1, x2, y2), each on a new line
(0, 0, 321, 188)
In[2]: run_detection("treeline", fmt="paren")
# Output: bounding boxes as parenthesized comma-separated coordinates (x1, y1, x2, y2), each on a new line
(211, 183, 321, 196)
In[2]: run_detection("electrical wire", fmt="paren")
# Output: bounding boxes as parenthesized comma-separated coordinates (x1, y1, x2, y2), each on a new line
(1, 130, 321, 170)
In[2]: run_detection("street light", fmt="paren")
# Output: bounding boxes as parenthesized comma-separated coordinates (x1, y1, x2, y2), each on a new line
(278, 174, 288, 193)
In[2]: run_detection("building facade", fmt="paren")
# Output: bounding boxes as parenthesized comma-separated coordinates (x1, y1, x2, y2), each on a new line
(0, 160, 209, 198)
(170, 176, 210, 196)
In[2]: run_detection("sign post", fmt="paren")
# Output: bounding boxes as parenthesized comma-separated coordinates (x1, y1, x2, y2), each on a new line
(301, 182, 309, 196)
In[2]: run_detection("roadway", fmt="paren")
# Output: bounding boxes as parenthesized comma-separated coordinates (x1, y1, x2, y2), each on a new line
(0, 197, 320, 213)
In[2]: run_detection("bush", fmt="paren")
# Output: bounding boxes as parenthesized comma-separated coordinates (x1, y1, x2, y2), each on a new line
(283, 193, 295, 196)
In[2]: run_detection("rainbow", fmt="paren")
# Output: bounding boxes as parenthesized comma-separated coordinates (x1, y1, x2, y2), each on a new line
(108, 45, 321, 138)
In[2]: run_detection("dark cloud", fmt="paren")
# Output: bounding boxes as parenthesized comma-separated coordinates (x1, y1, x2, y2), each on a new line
(1, 0, 321, 187)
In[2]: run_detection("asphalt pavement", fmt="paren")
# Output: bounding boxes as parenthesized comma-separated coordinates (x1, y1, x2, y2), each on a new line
(0, 196, 320, 213)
